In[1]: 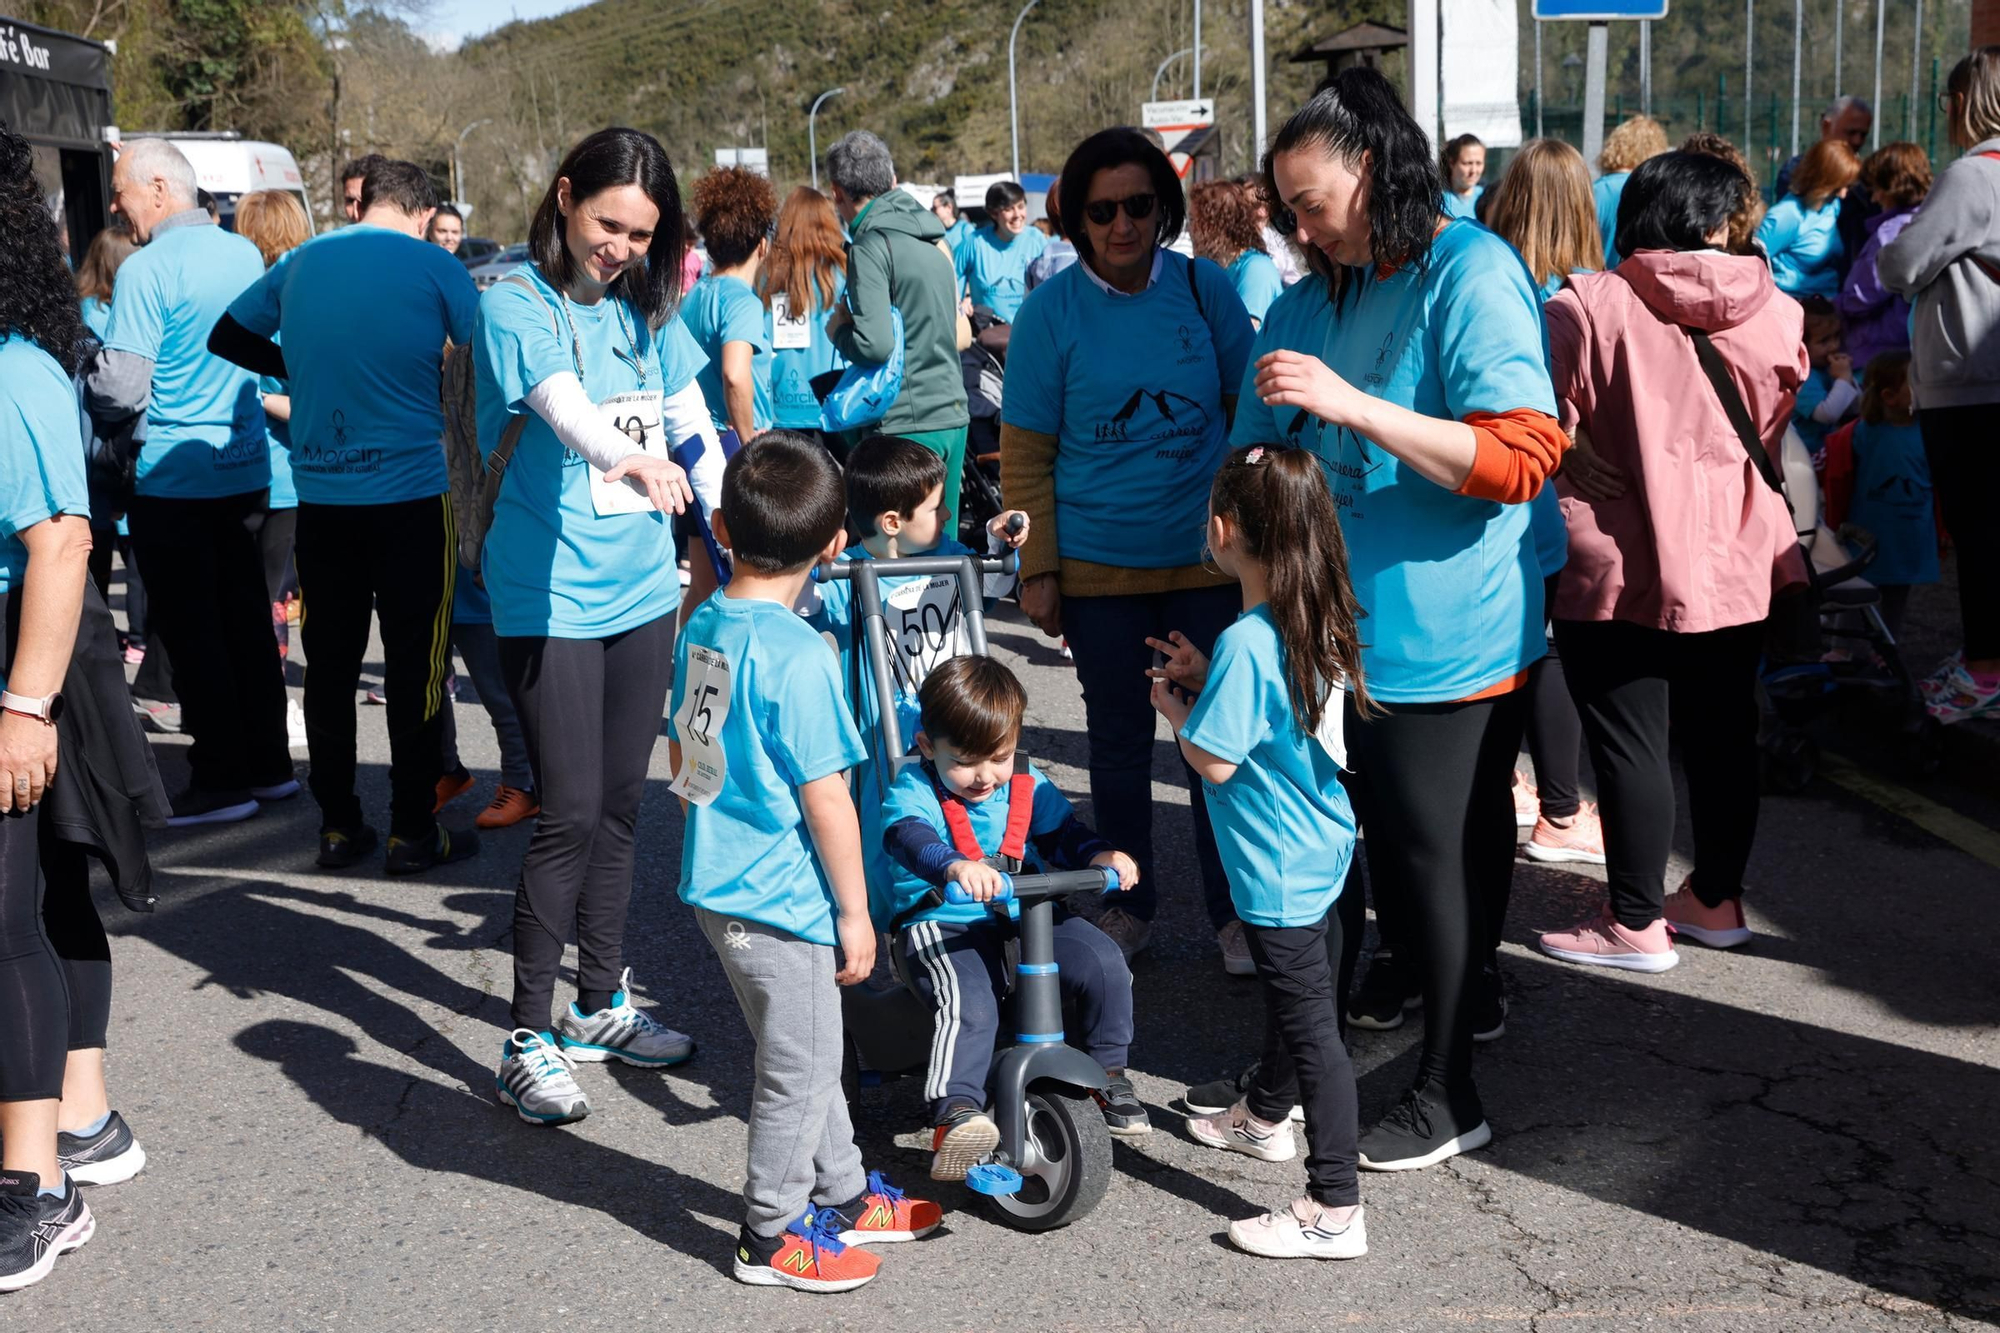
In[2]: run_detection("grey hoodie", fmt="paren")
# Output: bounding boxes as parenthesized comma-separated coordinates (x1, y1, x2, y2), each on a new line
(1877, 137, 2000, 409)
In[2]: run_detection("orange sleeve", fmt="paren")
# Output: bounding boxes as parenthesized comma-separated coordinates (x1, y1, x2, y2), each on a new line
(1820, 421, 1856, 529)
(1452, 408, 1570, 505)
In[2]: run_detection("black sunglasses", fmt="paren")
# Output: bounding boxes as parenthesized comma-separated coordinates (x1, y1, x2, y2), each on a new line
(1083, 193, 1158, 225)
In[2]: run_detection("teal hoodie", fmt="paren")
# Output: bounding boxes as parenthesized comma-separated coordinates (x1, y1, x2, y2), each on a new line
(832, 188, 969, 434)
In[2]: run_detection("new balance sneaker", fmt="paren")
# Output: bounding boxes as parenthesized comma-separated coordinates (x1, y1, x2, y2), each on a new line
(1523, 802, 1607, 865)
(1663, 878, 1754, 948)
(1093, 1072, 1151, 1137)
(1182, 1063, 1303, 1124)
(1347, 951, 1420, 1031)
(1511, 771, 1540, 829)
(166, 786, 259, 828)
(1472, 965, 1508, 1044)
(1357, 1080, 1491, 1171)
(830, 1170, 942, 1245)
(1217, 919, 1256, 977)
(0, 1174, 93, 1292)
(384, 826, 479, 875)
(1093, 905, 1153, 960)
(554, 968, 695, 1067)
(1186, 1099, 1297, 1162)
(1539, 910, 1679, 973)
(495, 1029, 590, 1126)
(475, 785, 540, 829)
(56, 1113, 145, 1186)
(929, 1105, 1001, 1181)
(433, 765, 475, 813)
(1227, 1198, 1368, 1261)
(733, 1208, 880, 1293)
(316, 824, 379, 870)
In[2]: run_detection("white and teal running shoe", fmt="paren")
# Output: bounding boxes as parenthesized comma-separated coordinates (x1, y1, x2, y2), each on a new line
(496, 1029, 590, 1126)
(554, 968, 696, 1067)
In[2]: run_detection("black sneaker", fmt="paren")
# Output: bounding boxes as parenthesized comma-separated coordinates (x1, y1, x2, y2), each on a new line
(165, 786, 260, 828)
(1182, 1062, 1304, 1123)
(317, 824, 379, 870)
(1473, 965, 1507, 1044)
(1094, 1073, 1151, 1137)
(1347, 951, 1420, 1031)
(1357, 1080, 1491, 1172)
(0, 1172, 94, 1292)
(385, 825, 480, 875)
(56, 1112, 146, 1186)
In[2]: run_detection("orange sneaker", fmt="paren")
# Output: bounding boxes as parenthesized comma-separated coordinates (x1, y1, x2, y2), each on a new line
(475, 785, 540, 829)
(433, 765, 474, 813)
(1511, 771, 1540, 829)
(1523, 801, 1607, 865)
(1663, 877, 1753, 948)
(732, 1209, 881, 1293)
(833, 1170, 942, 1244)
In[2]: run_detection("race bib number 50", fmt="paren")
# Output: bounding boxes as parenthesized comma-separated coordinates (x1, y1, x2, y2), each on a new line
(669, 645, 733, 806)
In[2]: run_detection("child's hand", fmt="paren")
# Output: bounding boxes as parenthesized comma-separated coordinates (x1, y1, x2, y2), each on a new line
(835, 911, 877, 986)
(1145, 631, 1210, 692)
(1150, 676, 1193, 730)
(1090, 849, 1141, 892)
(1828, 351, 1854, 382)
(988, 510, 1031, 549)
(949, 859, 1010, 902)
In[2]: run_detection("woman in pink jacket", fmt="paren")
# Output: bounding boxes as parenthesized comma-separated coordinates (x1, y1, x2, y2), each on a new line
(1538, 152, 1808, 974)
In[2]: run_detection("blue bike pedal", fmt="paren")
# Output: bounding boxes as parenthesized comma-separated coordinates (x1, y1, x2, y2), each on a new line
(965, 1163, 1024, 1196)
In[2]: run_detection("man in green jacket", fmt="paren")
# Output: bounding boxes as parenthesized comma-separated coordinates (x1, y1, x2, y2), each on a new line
(824, 130, 972, 519)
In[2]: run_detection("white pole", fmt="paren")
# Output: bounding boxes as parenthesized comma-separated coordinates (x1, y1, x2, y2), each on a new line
(1791, 0, 1804, 156)
(1153, 47, 1203, 101)
(1251, 0, 1266, 160)
(1583, 22, 1609, 173)
(1908, 0, 1923, 140)
(1192, 0, 1203, 100)
(1834, 0, 1844, 97)
(1871, 0, 1884, 150)
(1745, 0, 1755, 163)
(1009, 0, 1040, 182)
(808, 87, 843, 191)
(1409, 0, 1439, 152)
(1641, 20, 1652, 117)
(1535, 20, 1544, 138)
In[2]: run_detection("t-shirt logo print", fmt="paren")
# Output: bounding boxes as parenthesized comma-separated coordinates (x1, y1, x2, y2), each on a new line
(1175, 323, 1197, 353)
(1099, 389, 1213, 463)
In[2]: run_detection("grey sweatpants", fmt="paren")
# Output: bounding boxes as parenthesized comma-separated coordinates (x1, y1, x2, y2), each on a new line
(695, 906, 866, 1237)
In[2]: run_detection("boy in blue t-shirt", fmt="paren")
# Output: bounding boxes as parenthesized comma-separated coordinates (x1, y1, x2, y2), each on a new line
(880, 656, 1145, 1179)
(670, 432, 941, 1294)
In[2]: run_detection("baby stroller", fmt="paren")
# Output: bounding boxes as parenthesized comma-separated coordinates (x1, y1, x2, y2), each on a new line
(823, 544, 1122, 1233)
(958, 311, 1008, 547)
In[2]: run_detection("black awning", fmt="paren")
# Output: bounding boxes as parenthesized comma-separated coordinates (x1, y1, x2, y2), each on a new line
(0, 17, 114, 148)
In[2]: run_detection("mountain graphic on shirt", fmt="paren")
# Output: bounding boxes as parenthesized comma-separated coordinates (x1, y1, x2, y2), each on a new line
(1098, 388, 1213, 454)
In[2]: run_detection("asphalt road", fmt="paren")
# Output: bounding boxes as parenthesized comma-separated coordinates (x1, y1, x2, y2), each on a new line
(6, 578, 1997, 1332)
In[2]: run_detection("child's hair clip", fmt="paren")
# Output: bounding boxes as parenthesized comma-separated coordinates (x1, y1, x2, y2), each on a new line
(1244, 446, 1267, 465)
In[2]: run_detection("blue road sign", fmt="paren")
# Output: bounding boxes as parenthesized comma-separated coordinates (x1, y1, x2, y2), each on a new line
(1532, 0, 1669, 18)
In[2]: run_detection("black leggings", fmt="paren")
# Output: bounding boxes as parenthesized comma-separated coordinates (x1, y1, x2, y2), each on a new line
(246, 505, 297, 653)
(1346, 690, 1525, 1089)
(1919, 404, 2000, 660)
(0, 822, 113, 1103)
(500, 612, 676, 1032)
(1522, 574, 1584, 819)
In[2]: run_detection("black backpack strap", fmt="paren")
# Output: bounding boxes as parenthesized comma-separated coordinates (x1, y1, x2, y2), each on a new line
(1183, 249, 1205, 321)
(1684, 326, 1785, 496)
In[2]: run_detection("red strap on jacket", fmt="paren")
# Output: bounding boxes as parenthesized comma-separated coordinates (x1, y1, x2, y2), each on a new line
(930, 756, 1036, 866)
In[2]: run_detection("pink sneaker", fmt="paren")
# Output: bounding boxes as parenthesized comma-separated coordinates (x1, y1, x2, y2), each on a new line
(1663, 878, 1753, 948)
(1511, 772, 1539, 829)
(1523, 802, 1606, 865)
(1539, 909, 1678, 972)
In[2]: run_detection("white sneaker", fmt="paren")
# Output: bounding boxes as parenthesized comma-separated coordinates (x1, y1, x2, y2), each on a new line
(495, 1029, 590, 1125)
(1217, 920, 1255, 977)
(287, 698, 308, 749)
(1228, 1198, 1367, 1260)
(1186, 1099, 1297, 1162)
(554, 968, 696, 1066)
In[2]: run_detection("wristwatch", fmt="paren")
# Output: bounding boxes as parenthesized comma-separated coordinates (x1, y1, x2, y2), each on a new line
(0, 690, 64, 725)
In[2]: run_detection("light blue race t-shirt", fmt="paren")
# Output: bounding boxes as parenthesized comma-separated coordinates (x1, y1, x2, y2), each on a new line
(1593, 172, 1630, 268)
(79, 295, 112, 340)
(767, 274, 848, 429)
(1231, 220, 1555, 703)
(472, 263, 705, 639)
(956, 224, 1049, 323)
(672, 594, 869, 946)
(1229, 250, 1286, 326)
(228, 225, 477, 506)
(101, 219, 270, 498)
(1003, 250, 1255, 569)
(259, 331, 297, 509)
(680, 274, 773, 435)
(1181, 605, 1357, 929)
(877, 760, 1077, 929)
(451, 561, 491, 626)
(0, 336, 93, 603)
(1443, 185, 1484, 221)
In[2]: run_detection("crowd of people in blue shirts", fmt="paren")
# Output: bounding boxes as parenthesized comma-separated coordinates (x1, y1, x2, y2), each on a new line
(1, 43, 1998, 1298)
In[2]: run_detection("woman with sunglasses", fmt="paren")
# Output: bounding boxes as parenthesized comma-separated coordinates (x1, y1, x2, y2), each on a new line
(999, 127, 1257, 971)
(1231, 69, 1569, 1171)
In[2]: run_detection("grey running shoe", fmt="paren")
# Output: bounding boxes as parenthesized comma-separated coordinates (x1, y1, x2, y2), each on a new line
(57, 1112, 146, 1186)
(554, 968, 695, 1067)
(495, 1030, 590, 1126)
(0, 1173, 93, 1292)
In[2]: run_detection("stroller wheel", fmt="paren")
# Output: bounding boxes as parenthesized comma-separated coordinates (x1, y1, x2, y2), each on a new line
(1760, 732, 1818, 794)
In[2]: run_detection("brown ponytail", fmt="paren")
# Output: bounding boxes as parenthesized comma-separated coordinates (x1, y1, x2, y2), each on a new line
(1209, 445, 1373, 730)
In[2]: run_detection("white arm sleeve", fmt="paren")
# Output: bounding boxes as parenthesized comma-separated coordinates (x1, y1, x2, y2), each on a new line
(661, 379, 727, 518)
(1813, 377, 1860, 425)
(523, 372, 637, 473)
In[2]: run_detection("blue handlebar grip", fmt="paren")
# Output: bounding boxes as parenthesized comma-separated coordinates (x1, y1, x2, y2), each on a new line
(1101, 868, 1122, 894)
(942, 873, 1017, 905)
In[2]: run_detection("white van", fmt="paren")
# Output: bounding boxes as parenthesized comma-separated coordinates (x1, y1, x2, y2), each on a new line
(113, 132, 316, 236)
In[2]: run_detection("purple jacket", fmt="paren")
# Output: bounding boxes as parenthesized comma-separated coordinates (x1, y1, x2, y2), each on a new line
(1837, 206, 1918, 371)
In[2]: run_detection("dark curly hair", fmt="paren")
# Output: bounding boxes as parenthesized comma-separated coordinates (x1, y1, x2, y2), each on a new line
(693, 167, 777, 270)
(1188, 179, 1266, 265)
(1263, 67, 1442, 310)
(0, 124, 88, 375)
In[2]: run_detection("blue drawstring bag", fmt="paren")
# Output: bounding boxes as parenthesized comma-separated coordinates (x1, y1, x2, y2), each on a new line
(820, 307, 904, 432)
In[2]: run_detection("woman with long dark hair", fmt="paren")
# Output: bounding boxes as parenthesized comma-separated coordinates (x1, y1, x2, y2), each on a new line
(473, 126, 715, 1126)
(1232, 69, 1568, 1170)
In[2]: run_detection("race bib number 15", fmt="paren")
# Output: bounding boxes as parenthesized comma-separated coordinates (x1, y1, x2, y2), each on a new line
(669, 645, 733, 806)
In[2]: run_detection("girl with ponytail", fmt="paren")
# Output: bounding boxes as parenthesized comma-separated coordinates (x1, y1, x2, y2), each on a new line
(1146, 445, 1370, 1262)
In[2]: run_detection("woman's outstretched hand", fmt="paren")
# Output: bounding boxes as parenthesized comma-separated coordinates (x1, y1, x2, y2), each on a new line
(1254, 349, 1366, 426)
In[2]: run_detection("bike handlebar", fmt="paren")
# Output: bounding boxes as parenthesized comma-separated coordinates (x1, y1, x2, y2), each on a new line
(942, 867, 1122, 905)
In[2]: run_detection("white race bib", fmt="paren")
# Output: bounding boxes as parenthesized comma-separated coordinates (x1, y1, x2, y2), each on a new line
(669, 644, 733, 806)
(588, 389, 668, 518)
(1314, 682, 1347, 768)
(769, 292, 812, 351)
(883, 574, 970, 702)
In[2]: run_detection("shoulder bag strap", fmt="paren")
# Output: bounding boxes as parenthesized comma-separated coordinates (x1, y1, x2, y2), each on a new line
(487, 273, 564, 481)
(1684, 326, 1786, 496)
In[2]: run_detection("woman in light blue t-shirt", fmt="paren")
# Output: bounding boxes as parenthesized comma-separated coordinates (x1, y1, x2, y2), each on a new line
(1439, 133, 1485, 220)
(1757, 139, 1861, 298)
(1190, 178, 1285, 328)
(760, 186, 849, 442)
(472, 128, 716, 1128)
